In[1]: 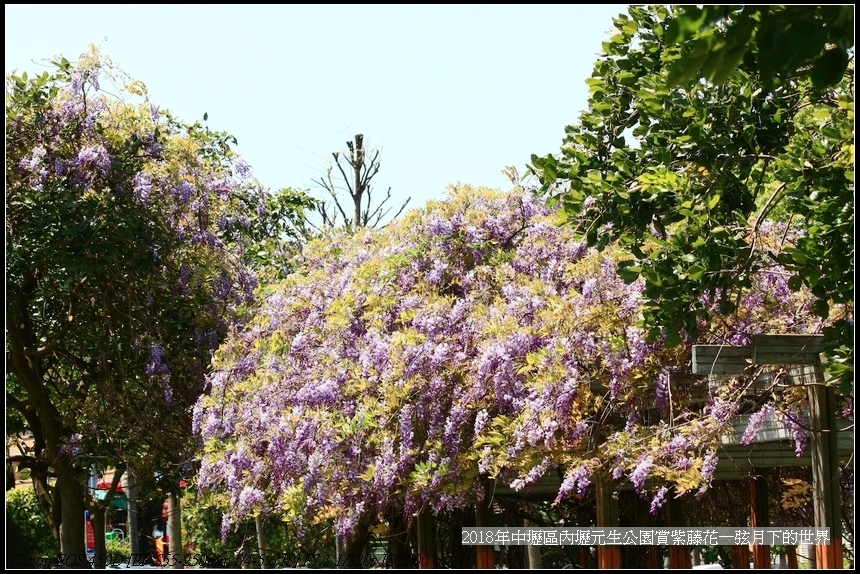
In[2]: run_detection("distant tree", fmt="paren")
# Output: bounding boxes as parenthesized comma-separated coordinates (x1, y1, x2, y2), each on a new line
(223, 185, 318, 283)
(309, 133, 410, 233)
(5, 49, 277, 556)
(529, 5, 853, 391)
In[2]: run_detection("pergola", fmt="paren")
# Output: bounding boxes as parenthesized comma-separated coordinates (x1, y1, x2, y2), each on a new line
(690, 334, 848, 569)
(459, 334, 852, 569)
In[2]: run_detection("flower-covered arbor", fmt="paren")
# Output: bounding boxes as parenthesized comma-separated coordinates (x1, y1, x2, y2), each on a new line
(196, 185, 825, 563)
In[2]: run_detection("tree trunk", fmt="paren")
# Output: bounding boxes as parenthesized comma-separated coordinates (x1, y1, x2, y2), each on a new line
(32, 468, 60, 543)
(256, 515, 267, 567)
(127, 468, 140, 556)
(56, 469, 87, 564)
(352, 134, 364, 228)
(8, 289, 82, 559)
(385, 512, 410, 558)
(169, 494, 184, 569)
(93, 503, 107, 569)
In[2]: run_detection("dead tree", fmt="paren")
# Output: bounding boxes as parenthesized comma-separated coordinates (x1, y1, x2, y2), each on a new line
(310, 134, 410, 233)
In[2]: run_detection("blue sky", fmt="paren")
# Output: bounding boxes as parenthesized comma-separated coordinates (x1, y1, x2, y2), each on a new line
(6, 4, 629, 212)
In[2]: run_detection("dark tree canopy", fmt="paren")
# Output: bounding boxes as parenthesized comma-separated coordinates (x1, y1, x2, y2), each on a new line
(6, 49, 278, 555)
(529, 5, 854, 391)
(665, 5, 854, 90)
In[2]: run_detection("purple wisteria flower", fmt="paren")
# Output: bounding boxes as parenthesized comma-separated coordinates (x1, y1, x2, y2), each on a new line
(473, 409, 490, 440)
(220, 514, 234, 542)
(656, 370, 670, 414)
(650, 486, 669, 514)
(58, 432, 83, 460)
(553, 464, 592, 505)
(234, 158, 251, 178)
(582, 195, 597, 212)
(631, 456, 654, 491)
(699, 450, 719, 488)
(781, 407, 809, 456)
(133, 172, 153, 204)
(75, 145, 111, 174)
(145, 344, 170, 378)
(173, 181, 195, 204)
(193, 184, 824, 541)
(705, 396, 740, 426)
(741, 404, 776, 445)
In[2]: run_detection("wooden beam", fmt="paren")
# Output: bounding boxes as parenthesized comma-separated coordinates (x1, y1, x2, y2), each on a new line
(692, 345, 752, 375)
(752, 334, 824, 365)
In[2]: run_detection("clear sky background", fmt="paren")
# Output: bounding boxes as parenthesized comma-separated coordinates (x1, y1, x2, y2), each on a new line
(6, 4, 629, 212)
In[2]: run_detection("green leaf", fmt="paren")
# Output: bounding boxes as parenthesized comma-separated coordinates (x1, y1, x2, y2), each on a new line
(687, 265, 706, 281)
(785, 248, 809, 265)
(667, 42, 711, 87)
(711, 226, 728, 239)
(787, 275, 803, 292)
(664, 329, 682, 348)
(617, 261, 642, 284)
(811, 48, 849, 90)
(811, 299, 830, 319)
(666, 7, 708, 45)
(643, 266, 663, 287)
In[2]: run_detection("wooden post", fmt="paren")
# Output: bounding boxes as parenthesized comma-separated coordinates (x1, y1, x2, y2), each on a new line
(416, 511, 436, 569)
(580, 546, 592, 569)
(524, 519, 542, 569)
(731, 484, 750, 570)
(126, 468, 140, 557)
(666, 495, 692, 569)
(596, 478, 621, 568)
(800, 365, 844, 570)
(475, 489, 495, 569)
(255, 515, 267, 567)
(646, 546, 660, 569)
(786, 545, 799, 569)
(668, 546, 692, 569)
(750, 472, 770, 569)
(732, 544, 751, 569)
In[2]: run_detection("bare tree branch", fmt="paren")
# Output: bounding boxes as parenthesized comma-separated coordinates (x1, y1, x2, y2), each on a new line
(308, 134, 411, 233)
